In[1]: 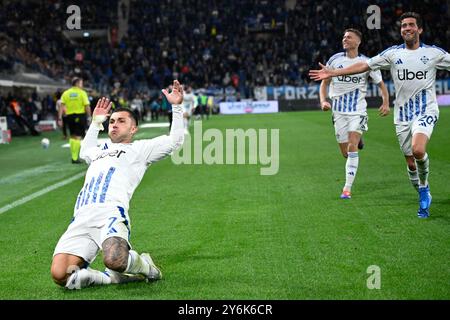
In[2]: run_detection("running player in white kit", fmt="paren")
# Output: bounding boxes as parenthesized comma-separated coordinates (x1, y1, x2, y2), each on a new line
(310, 12, 450, 218)
(320, 28, 390, 199)
(181, 85, 198, 134)
(51, 80, 185, 289)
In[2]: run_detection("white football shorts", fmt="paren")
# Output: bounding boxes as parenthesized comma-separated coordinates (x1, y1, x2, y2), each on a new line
(183, 105, 193, 116)
(332, 113, 368, 143)
(396, 113, 438, 156)
(53, 205, 131, 263)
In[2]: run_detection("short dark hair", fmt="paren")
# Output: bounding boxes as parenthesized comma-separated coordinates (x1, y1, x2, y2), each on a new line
(72, 77, 82, 86)
(112, 107, 138, 126)
(399, 12, 423, 28)
(344, 28, 362, 40)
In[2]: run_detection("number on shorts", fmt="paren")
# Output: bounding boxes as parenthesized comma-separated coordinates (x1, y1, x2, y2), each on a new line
(108, 217, 117, 228)
(418, 115, 438, 127)
(359, 115, 368, 131)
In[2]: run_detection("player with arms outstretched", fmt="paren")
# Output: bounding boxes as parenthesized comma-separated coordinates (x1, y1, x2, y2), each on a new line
(310, 12, 450, 218)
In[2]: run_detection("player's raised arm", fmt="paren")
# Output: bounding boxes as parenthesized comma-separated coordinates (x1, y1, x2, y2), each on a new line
(161, 80, 185, 150)
(162, 79, 184, 105)
(140, 80, 185, 164)
(80, 97, 112, 162)
(92, 97, 112, 129)
(92, 97, 112, 124)
(309, 61, 370, 81)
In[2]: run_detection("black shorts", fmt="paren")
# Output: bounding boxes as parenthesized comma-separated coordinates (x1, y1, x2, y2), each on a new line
(66, 113, 87, 137)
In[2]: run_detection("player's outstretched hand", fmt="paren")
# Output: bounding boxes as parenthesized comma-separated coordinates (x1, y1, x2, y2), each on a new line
(162, 80, 184, 105)
(379, 104, 390, 117)
(91, 97, 112, 130)
(309, 63, 333, 81)
(93, 97, 112, 117)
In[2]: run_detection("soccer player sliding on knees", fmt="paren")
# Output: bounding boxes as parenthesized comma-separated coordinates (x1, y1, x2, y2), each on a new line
(51, 80, 185, 289)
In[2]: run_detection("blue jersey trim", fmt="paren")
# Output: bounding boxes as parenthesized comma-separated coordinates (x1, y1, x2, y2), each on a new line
(379, 45, 402, 56)
(327, 52, 345, 65)
(422, 43, 448, 54)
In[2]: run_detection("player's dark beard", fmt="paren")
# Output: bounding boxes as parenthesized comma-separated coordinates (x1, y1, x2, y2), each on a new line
(403, 32, 419, 48)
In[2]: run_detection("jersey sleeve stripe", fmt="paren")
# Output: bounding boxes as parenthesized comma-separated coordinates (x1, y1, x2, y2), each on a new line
(379, 44, 403, 56)
(327, 52, 345, 65)
(432, 45, 448, 54)
(422, 43, 448, 53)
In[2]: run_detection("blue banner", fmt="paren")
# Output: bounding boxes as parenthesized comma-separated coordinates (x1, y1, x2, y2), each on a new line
(257, 78, 450, 101)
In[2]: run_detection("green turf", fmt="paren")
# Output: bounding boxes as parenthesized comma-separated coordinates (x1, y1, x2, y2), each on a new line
(0, 109, 449, 299)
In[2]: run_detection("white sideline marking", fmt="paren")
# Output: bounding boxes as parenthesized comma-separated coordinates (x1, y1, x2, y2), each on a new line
(139, 122, 170, 128)
(0, 172, 85, 215)
(0, 164, 67, 184)
(62, 138, 110, 148)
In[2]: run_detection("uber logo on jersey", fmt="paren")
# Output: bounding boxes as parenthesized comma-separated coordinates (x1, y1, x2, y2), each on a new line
(337, 75, 363, 83)
(397, 69, 428, 80)
(93, 149, 126, 162)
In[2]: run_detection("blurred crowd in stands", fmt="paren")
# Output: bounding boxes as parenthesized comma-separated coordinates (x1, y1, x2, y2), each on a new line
(0, 0, 449, 105)
(0, 90, 197, 135)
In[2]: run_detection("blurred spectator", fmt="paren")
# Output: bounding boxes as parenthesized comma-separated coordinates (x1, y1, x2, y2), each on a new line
(0, 0, 448, 101)
(150, 98, 161, 122)
(9, 98, 40, 136)
(23, 97, 39, 125)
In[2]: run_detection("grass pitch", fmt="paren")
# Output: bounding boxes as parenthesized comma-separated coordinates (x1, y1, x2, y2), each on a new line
(0, 108, 449, 299)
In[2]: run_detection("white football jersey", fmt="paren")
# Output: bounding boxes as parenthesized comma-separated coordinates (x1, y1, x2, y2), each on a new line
(327, 52, 383, 115)
(368, 43, 450, 124)
(182, 92, 198, 111)
(75, 128, 177, 216)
